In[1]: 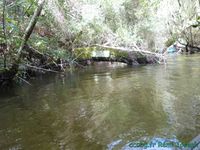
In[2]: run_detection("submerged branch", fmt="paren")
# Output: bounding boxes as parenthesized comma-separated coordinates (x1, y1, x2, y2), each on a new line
(16, 75, 32, 86)
(25, 64, 59, 73)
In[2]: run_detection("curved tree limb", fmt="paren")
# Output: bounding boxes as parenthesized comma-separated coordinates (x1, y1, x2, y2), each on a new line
(11, 0, 45, 71)
(2, 0, 7, 68)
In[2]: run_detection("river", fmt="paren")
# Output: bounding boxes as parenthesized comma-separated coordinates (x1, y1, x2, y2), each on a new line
(0, 55, 200, 150)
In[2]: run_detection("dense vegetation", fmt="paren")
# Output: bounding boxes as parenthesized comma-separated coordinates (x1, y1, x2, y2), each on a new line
(0, 0, 200, 84)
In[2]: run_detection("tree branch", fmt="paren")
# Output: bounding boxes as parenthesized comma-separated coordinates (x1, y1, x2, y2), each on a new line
(16, 0, 45, 62)
(2, 0, 7, 68)
(9, 0, 45, 76)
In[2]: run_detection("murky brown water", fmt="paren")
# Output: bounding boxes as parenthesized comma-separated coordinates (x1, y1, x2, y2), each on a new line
(0, 55, 200, 150)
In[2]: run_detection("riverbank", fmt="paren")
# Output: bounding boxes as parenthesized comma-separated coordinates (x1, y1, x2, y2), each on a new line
(0, 45, 165, 86)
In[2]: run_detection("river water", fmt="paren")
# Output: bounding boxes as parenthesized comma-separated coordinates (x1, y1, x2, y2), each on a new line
(0, 55, 200, 150)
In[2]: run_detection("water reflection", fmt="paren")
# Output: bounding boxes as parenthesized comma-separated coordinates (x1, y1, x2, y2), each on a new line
(0, 56, 200, 149)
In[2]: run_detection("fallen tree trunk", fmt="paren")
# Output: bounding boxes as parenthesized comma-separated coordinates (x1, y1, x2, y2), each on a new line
(78, 57, 133, 65)
(78, 54, 160, 66)
(75, 44, 166, 65)
(93, 44, 165, 63)
(93, 44, 163, 56)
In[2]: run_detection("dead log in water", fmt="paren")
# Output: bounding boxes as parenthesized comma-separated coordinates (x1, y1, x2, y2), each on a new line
(77, 44, 166, 65)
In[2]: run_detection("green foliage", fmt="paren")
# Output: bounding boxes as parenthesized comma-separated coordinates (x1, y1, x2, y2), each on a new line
(74, 47, 95, 59)
(44, 0, 161, 50)
(48, 49, 71, 60)
(165, 0, 200, 48)
(165, 37, 176, 47)
(1, 0, 199, 71)
(73, 47, 129, 60)
(110, 49, 128, 58)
